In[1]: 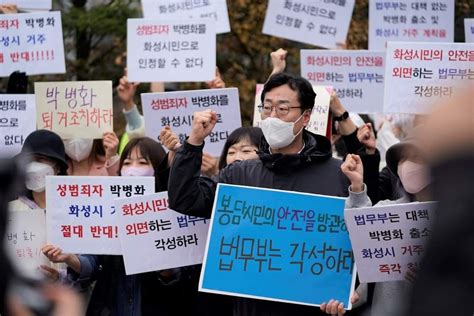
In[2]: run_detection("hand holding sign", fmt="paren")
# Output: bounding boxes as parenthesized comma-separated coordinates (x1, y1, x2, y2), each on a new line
(103, 131, 119, 161)
(341, 154, 363, 193)
(188, 110, 218, 146)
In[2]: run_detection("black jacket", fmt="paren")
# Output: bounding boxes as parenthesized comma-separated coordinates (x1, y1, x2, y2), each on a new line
(168, 131, 351, 316)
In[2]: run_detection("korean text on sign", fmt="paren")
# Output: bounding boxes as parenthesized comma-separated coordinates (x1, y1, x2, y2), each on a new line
(262, 0, 355, 49)
(344, 201, 437, 283)
(46, 176, 155, 255)
(301, 50, 385, 113)
(200, 184, 356, 308)
(142, 88, 241, 157)
(141, 0, 230, 34)
(0, 11, 65, 77)
(35, 81, 113, 139)
(127, 19, 216, 82)
(383, 42, 474, 114)
(369, 0, 454, 50)
(0, 94, 36, 157)
(116, 191, 209, 275)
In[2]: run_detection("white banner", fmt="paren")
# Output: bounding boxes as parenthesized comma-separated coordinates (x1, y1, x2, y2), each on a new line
(0, 12, 65, 77)
(5, 209, 48, 279)
(345, 202, 437, 283)
(301, 50, 385, 113)
(465, 18, 474, 43)
(141, 0, 230, 34)
(262, 0, 355, 49)
(142, 88, 241, 156)
(46, 176, 155, 255)
(127, 18, 216, 82)
(0, 94, 36, 157)
(384, 42, 474, 114)
(115, 191, 209, 275)
(369, 0, 454, 50)
(35, 81, 113, 139)
(253, 84, 332, 137)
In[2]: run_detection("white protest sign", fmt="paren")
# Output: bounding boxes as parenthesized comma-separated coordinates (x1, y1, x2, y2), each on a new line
(141, 0, 230, 34)
(115, 191, 209, 275)
(262, 0, 355, 49)
(384, 42, 474, 114)
(0, 12, 65, 77)
(0, 94, 36, 157)
(5, 210, 48, 279)
(301, 50, 385, 113)
(369, 0, 454, 51)
(127, 19, 216, 82)
(142, 88, 241, 156)
(34, 81, 113, 139)
(465, 19, 474, 43)
(0, 0, 52, 11)
(46, 176, 155, 255)
(345, 201, 437, 283)
(253, 84, 332, 137)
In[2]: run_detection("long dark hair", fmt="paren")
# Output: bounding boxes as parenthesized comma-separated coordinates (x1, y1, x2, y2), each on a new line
(119, 137, 169, 192)
(218, 127, 263, 170)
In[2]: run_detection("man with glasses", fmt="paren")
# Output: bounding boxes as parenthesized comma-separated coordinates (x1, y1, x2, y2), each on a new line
(167, 73, 352, 316)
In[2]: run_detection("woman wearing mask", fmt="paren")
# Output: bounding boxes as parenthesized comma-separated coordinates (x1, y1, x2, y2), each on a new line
(9, 130, 68, 211)
(322, 128, 431, 316)
(42, 137, 194, 316)
(63, 131, 120, 176)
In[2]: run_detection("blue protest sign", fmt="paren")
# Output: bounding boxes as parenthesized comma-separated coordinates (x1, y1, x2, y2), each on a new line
(199, 184, 356, 308)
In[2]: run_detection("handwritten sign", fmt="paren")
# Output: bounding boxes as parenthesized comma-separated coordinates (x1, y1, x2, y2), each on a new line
(0, 94, 36, 157)
(200, 184, 356, 308)
(369, 0, 454, 50)
(384, 42, 474, 114)
(345, 201, 436, 283)
(465, 18, 474, 43)
(142, 88, 241, 156)
(0, 11, 65, 77)
(115, 191, 209, 275)
(253, 84, 332, 137)
(35, 81, 113, 139)
(127, 19, 215, 82)
(46, 176, 155, 255)
(141, 0, 230, 34)
(0, 0, 52, 11)
(301, 50, 385, 113)
(6, 210, 48, 279)
(262, 0, 355, 49)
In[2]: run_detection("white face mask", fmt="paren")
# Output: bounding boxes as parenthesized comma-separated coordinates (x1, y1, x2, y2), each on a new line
(121, 166, 155, 177)
(261, 114, 305, 149)
(25, 161, 55, 192)
(64, 138, 94, 162)
(398, 160, 431, 194)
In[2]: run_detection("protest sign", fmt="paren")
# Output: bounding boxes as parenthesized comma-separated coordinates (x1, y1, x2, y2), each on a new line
(200, 184, 356, 308)
(142, 88, 241, 156)
(46, 176, 155, 255)
(35, 81, 113, 139)
(0, 0, 52, 11)
(5, 209, 48, 278)
(262, 0, 355, 49)
(141, 0, 230, 34)
(301, 50, 385, 113)
(127, 18, 215, 82)
(369, 0, 454, 50)
(253, 84, 332, 137)
(465, 18, 474, 43)
(0, 11, 65, 77)
(0, 94, 36, 157)
(384, 42, 474, 114)
(345, 201, 436, 283)
(115, 191, 209, 275)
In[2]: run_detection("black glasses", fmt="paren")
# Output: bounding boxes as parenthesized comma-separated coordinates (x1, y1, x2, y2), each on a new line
(257, 103, 301, 117)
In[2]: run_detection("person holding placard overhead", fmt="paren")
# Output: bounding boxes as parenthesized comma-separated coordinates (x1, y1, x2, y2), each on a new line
(324, 127, 433, 316)
(167, 73, 359, 315)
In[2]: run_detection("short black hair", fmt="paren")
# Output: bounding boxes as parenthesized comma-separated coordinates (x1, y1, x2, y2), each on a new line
(218, 127, 263, 169)
(261, 73, 316, 112)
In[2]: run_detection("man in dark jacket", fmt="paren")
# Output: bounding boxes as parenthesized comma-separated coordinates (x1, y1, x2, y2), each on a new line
(168, 73, 351, 315)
